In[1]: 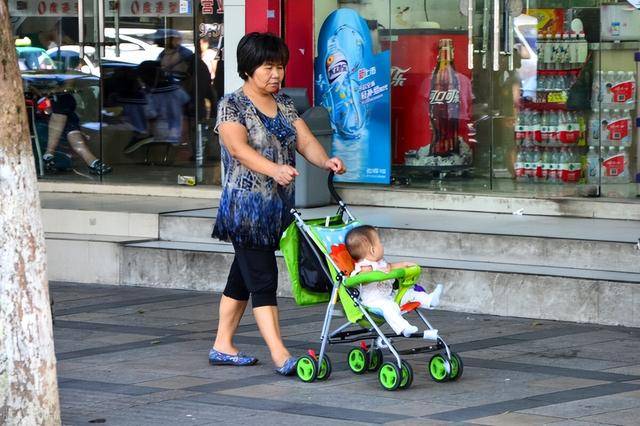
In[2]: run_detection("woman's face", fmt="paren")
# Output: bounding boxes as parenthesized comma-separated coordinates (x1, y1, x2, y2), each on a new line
(248, 61, 285, 94)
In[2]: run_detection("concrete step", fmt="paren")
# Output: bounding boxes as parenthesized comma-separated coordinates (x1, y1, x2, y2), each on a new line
(119, 239, 640, 327)
(158, 207, 640, 274)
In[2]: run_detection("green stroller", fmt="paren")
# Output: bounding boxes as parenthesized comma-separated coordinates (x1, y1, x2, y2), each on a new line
(280, 172, 463, 391)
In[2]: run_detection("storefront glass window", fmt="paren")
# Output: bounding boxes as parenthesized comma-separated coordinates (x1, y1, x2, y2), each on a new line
(316, 0, 639, 199)
(9, 0, 224, 186)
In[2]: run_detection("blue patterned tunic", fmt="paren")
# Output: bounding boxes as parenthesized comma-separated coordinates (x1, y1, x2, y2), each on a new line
(212, 89, 299, 250)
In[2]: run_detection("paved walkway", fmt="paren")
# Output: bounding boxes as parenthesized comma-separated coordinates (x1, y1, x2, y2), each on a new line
(53, 282, 640, 425)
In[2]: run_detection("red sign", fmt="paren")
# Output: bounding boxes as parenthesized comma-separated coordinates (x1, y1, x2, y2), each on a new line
(201, 0, 221, 14)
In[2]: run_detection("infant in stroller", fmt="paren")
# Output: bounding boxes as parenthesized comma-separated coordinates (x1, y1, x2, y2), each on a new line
(345, 225, 443, 338)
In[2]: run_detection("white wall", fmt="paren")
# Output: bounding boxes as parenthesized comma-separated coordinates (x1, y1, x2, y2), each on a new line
(224, 0, 246, 94)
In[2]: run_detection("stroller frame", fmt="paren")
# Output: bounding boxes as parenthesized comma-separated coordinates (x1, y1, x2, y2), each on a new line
(286, 172, 461, 390)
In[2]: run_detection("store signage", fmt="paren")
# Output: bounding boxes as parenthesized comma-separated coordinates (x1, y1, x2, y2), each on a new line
(315, 8, 391, 184)
(200, 0, 222, 14)
(105, 0, 190, 16)
(9, 0, 78, 16)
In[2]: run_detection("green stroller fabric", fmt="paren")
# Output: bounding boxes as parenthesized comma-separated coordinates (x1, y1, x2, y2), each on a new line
(280, 216, 422, 326)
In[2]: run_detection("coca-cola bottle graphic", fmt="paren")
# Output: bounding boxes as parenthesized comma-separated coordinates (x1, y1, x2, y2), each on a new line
(322, 33, 366, 139)
(428, 39, 460, 157)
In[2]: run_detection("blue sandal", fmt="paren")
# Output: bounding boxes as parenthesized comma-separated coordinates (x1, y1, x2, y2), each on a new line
(275, 357, 298, 376)
(208, 348, 258, 366)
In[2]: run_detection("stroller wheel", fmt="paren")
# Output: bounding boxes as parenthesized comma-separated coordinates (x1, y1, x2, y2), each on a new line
(428, 353, 451, 383)
(316, 354, 332, 381)
(399, 360, 414, 390)
(347, 347, 368, 374)
(378, 362, 402, 391)
(367, 348, 383, 372)
(448, 352, 463, 381)
(296, 355, 318, 383)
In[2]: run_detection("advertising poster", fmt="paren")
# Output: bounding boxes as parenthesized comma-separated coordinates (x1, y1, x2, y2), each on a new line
(315, 8, 391, 184)
(381, 32, 473, 167)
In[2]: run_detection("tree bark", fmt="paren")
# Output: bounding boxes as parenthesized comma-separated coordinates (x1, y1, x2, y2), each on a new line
(0, 0, 61, 424)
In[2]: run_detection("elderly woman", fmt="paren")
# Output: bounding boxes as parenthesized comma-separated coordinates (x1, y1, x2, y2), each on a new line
(209, 32, 345, 375)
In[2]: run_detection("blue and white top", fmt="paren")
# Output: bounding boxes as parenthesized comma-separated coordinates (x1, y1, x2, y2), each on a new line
(212, 89, 299, 250)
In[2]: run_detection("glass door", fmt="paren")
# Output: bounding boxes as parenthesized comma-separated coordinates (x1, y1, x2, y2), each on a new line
(385, 0, 494, 192)
(494, 0, 636, 198)
(10, 0, 104, 180)
(594, 0, 638, 198)
(98, 0, 224, 186)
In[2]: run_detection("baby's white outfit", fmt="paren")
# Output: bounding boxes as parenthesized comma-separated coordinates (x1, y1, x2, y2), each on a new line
(351, 258, 438, 336)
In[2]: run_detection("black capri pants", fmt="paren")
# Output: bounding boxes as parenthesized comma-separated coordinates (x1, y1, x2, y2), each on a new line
(223, 243, 278, 307)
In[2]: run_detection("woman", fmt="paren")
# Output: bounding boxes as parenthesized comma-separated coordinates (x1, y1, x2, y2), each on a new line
(209, 32, 346, 375)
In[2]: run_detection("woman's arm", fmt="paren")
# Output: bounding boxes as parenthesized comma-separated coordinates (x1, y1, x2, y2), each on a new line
(294, 119, 346, 173)
(218, 121, 298, 185)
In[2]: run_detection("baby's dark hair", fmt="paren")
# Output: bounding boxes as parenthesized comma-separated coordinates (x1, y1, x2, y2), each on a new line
(345, 225, 378, 261)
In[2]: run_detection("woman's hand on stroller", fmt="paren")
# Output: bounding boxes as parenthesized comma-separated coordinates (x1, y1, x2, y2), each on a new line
(324, 157, 346, 174)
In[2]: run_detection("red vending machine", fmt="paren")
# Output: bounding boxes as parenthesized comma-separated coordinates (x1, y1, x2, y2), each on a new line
(381, 30, 473, 171)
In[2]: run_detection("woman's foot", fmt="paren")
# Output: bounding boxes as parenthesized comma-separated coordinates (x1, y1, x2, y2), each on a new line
(274, 357, 298, 376)
(208, 347, 258, 366)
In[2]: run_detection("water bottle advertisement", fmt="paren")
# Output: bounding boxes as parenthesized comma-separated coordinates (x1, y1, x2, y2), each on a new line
(315, 8, 391, 184)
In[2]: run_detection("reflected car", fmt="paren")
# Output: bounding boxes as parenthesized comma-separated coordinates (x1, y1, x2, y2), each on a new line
(16, 45, 56, 71)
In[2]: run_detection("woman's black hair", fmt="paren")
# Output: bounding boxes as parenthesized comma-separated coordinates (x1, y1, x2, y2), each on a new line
(237, 32, 289, 81)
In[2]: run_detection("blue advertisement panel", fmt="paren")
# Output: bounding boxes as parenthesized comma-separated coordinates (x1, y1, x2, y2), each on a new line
(315, 8, 391, 184)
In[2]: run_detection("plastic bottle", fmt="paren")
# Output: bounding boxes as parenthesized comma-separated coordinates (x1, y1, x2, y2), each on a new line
(568, 32, 578, 68)
(532, 147, 543, 181)
(558, 147, 569, 183)
(604, 71, 616, 106)
(532, 110, 541, 143)
(558, 110, 568, 144)
(515, 148, 526, 182)
(586, 146, 599, 184)
(561, 33, 570, 69)
(591, 71, 602, 109)
(601, 109, 611, 146)
(538, 33, 547, 71)
(543, 33, 554, 68)
(541, 148, 552, 182)
(577, 32, 588, 65)
(618, 146, 628, 183)
(550, 148, 561, 184)
(549, 110, 559, 146)
(541, 110, 550, 143)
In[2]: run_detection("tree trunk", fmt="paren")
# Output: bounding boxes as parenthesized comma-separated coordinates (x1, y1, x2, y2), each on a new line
(0, 0, 61, 424)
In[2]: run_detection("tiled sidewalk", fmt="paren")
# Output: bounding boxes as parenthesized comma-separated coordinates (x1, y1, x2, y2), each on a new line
(52, 282, 640, 425)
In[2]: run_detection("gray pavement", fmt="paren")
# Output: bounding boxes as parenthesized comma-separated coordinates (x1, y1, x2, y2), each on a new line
(52, 282, 640, 425)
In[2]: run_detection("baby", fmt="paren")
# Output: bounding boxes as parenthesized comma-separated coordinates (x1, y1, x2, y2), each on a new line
(345, 225, 443, 338)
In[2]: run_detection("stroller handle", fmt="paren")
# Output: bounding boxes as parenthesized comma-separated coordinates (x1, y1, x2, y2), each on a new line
(327, 171, 344, 205)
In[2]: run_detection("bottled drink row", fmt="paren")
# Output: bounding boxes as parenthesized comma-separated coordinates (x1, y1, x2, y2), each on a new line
(588, 109, 634, 147)
(515, 146, 581, 183)
(591, 71, 637, 109)
(536, 72, 578, 94)
(515, 109, 584, 146)
(515, 145, 631, 185)
(536, 32, 589, 70)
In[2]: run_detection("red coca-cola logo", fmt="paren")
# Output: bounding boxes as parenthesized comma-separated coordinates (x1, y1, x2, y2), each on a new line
(38, 1, 46, 14)
(609, 81, 635, 103)
(131, 0, 139, 14)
